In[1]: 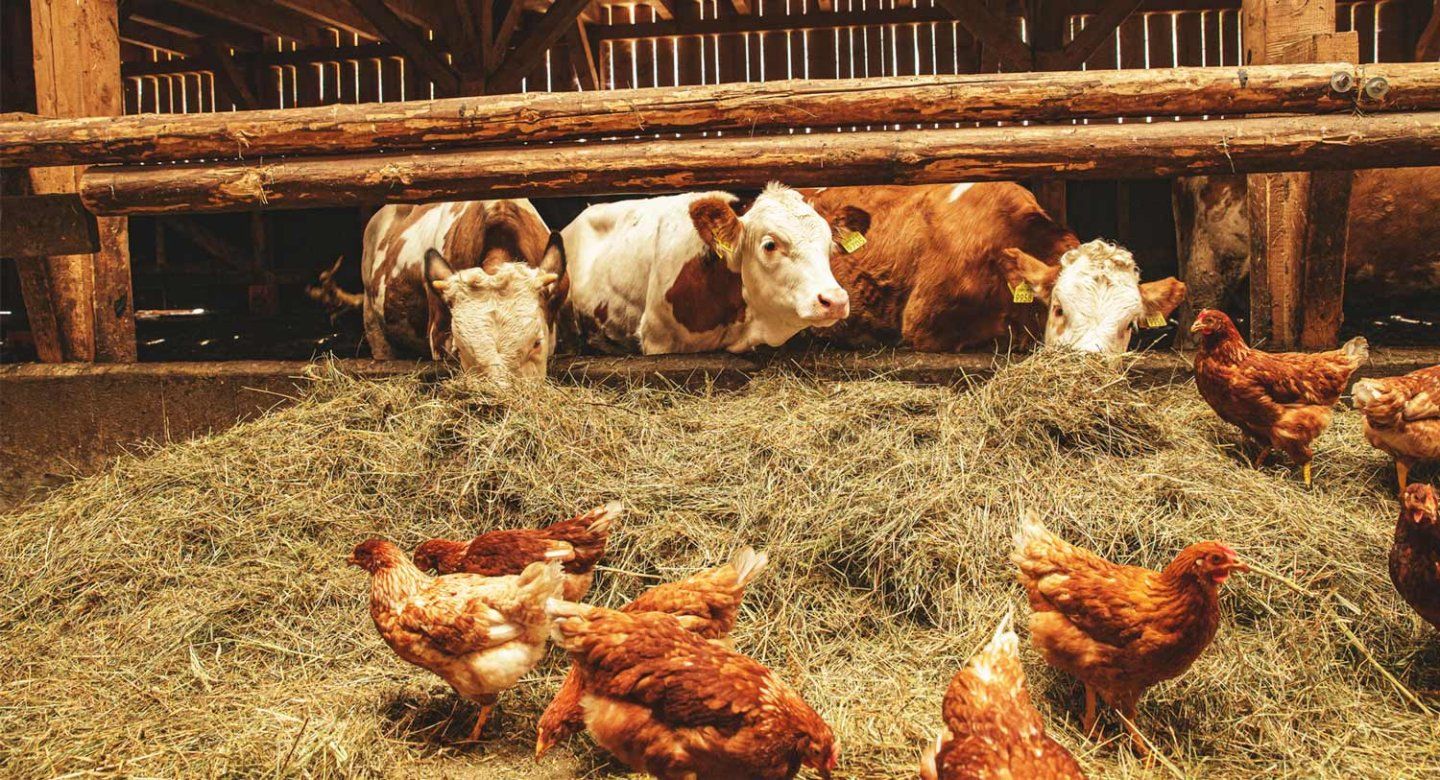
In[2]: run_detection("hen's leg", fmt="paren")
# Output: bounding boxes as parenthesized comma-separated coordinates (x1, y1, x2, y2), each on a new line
(1251, 445, 1273, 469)
(1081, 685, 1098, 737)
(1396, 459, 1411, 492)
(1302, 462, 1312, 487)
(467, 694, 498, 742)
(1117, 702, 1150, 759)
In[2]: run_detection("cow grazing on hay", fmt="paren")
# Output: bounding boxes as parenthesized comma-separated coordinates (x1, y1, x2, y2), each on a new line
(355, 200, 566, 382)
(561, 183, 871, 354)
(803, 183, 1187, 355)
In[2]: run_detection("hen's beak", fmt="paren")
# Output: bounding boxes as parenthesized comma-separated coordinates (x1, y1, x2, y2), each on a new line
(1230, 559, 1251, 574)
(1188, 319, 1205, 333)
(535, 732, 553, 761)
(346, 554, 360, 567)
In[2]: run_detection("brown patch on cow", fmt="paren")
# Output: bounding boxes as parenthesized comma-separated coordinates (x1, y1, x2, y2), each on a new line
(594, 302, 609, 324)
(442, 201, 551, 274)
(803, 183, 1079, 352)
(665, 254, 746, 333)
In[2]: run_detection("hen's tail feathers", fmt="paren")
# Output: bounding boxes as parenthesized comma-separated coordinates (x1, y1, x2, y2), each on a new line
(730, 547, 769, 588)
(918, 732, 942, 780)
(543, 540, 577, 562)
(517, 560, 566, 601)
(1342, 336, 1370, 368)
(1013, 511, 1052, 553)
(586, 501, 624, 536)
(1351, 378, 1383, 411)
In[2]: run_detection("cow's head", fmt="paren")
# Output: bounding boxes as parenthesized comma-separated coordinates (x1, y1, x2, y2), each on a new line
(689, 183, 867, 332)
(1000, 239, 1186, 355)
(423, 234, 566, 383)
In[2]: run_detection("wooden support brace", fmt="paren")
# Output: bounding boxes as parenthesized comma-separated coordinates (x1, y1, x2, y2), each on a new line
(935, 0, 1033, 72)
(1038, 0, 1143, 70)
(204, 41, 259, 110)
(0, 194, 100, 257)
(490, 0, 527, 67)
(565, 18, 600, 90)
(349, 0, 461, 95)
(489, 0, 592, 90)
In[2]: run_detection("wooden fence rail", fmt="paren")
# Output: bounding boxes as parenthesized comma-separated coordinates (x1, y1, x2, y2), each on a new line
(6, 62, 1440, 168)
(77, 110, 1440, 215)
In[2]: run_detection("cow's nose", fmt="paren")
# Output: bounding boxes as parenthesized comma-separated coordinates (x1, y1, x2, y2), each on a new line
(817, 288, 850, 318)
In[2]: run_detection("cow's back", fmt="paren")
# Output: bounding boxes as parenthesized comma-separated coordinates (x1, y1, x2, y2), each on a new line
(562, 194, 711, 353)
(807, 183, 1077, 350)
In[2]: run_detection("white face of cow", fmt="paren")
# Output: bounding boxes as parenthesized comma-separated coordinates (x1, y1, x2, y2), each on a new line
(425, 249, 562, 384)
(690, 184, 867, 330)
(1001, 239, 1187, 355)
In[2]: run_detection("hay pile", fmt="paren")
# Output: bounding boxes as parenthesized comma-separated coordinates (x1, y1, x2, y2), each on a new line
(2, 352, 1437, 779)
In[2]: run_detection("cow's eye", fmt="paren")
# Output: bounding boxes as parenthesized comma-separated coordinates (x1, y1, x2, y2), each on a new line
(761, 238, 778, 252)
(1052, 305, 1064, 318)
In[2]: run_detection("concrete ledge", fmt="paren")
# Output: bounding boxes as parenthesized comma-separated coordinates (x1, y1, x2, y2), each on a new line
(3, 348, 1436, 507)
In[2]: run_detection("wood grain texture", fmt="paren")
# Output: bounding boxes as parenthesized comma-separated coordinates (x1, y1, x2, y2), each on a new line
(77, 111, 1440, 216)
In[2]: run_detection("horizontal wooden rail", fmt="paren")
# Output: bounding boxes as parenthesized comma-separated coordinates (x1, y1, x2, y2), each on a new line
(8, 63, 1440, 169)
(78, 111, 1440, 216)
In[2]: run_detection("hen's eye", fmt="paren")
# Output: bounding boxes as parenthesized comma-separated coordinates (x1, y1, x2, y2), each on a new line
(762, 238, 778, 252)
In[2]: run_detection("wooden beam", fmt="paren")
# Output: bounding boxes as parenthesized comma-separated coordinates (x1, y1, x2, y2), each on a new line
(16, 63, 1430, 168)
(491, 0, 528, 66)
(29, 0, 135, 362)
(1418, 2, 1440, 61)
(119, 17, 204, 56)
(729, 0, 751, 14)
(167, 0, 332, 46)
(566, 18, 599, 90)
(490, 0, 592, 89)
(204, 41, 259, 110)
(270, 0, 382, 39)
(0, 195, 100, 257)
(348, 0, 461, 95)
(1243, 0, 1358, 350)
(1039, 0, 1144, 70)
(78, 111, 1440, 215)
(128, 0, 265, 50)
(934, 0, 1033, 72)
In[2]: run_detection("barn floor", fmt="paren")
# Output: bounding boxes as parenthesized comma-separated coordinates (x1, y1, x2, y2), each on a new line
(2, 353, 1438, 779)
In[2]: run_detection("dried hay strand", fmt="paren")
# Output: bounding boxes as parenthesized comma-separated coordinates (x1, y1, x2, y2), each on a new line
(2, 351, 1438, 779)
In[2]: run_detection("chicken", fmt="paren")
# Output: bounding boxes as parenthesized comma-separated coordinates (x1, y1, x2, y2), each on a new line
(1190, 308, 1368, 485)
(1390, 483, 1440, 632)
(919, 615, 1085, 780)
(546, 601, 836, 780)
(536, 547, 769, 759)
(1011, 513, 1247, 756)
(413, 501, 621, 601)
(1353, 365, 1440, 491)
(349, 538, 564, 741)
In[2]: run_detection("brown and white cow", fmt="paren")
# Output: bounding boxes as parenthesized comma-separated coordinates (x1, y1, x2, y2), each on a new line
(561, 183, 869, 354)
(803, 183, 1188, 354)
(360, 200, 566, 381)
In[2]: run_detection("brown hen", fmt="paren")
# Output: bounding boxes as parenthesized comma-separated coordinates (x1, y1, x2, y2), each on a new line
(413, 501, 622, 600)
(349, 539, 563, 741)
(1191, 308, 1368, 485)
(1390, 483, 1440, 632)
(1011, 513, 1247, 756)
(919, 615, 1085, 780)
(535, 547, 769, 759)
(546, 601, 836, 780)
(1354, 365, 1440, 491)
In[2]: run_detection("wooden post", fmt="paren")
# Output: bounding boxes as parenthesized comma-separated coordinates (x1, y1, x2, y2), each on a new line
(1243, 0, 1358, 349)
(28, 0, 135, 362)
(1028, 0, 1069, 224)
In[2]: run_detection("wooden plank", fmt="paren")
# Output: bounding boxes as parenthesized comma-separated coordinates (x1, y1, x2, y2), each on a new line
(78, 111, 1440, 215)
(127, 0, 265, 51)
(1419, 1, 1440, 61)
(1375, 0, 1406, 62)
(1353, 1, 1377, 63)
(29, 0, 135, 362)
(0, 195, 100, 257)
(567, 18, 600, 90)
(167, 0, 331, 46)
(1042, 0, 1142, 69)
(1118, 12, 1145, 67)
(17, 62, 1429, 167)
(204, 40, 259, 109)
(1148, 11, 1175, 68)
(270, 0, 381, 39)
(1176, 11, 1202, 66)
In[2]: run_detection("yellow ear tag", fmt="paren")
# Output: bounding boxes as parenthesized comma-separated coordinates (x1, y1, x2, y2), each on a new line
(838, 230, 867, 254)
(713, 239, 733, 259)
(1145, 312, 1168, 328)
(1010, 281, 1034, 304)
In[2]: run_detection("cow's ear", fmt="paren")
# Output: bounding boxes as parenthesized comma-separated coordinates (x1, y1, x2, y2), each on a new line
(998, 247, 1061, 303)
(424, 249, 457, 294)
(830, 205, 871, 254)
(1140, 277, 1188, 322)
(537, 232, 569, 322)
(689, 197, 743, 264)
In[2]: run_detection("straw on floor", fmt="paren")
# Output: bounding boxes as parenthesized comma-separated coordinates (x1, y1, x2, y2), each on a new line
(2, 351, 1437, 779)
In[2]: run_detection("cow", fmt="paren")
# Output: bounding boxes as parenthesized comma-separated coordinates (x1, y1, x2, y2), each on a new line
(560, 183, 870, 354)
(801, 183, 1188, 354)
(1174, 169, 1440, 334)
(355, 199, 566, 382)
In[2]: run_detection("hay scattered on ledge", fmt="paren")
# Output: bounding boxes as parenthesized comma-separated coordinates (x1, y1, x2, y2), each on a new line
(2, 351, 1436, 779)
